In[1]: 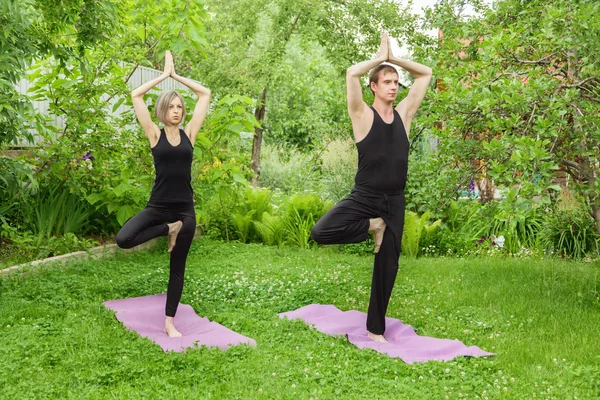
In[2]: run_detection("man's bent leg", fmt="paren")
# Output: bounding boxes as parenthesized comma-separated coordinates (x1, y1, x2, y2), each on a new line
(311, 199, 371, 245)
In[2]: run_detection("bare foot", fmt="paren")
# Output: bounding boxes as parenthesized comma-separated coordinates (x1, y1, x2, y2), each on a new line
(368, 218, 387, 253)
(167, 221, 183, 252)
(368, 331, 387, 343)
(164, 317, 182, 338)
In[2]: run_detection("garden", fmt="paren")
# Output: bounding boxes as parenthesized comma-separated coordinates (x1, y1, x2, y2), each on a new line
(1, 0, 599, 398)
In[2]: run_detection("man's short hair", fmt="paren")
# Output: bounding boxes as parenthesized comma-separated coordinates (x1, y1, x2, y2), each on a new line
(368, 65, 399, 94)
(155, 90, 186, 125)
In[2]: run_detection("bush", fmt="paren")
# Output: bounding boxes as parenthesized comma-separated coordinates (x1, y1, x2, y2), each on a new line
(542, 208, 600, 258)
(401, 211, 442, 257)
(259, 144, 319, 193)
(319, 139, 356, 202)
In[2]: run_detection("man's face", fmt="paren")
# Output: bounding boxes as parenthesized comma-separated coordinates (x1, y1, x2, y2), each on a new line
(371, 71, 399, 102)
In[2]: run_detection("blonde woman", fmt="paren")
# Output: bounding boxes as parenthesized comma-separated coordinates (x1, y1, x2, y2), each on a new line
(116, 51, 210, 337)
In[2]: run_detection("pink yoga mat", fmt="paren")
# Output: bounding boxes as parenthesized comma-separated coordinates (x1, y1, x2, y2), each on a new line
(104, 294, 256, 352)
(280, 304, 494, 363)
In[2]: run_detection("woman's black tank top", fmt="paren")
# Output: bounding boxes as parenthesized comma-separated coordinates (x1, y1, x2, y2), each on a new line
(148, 128, 194, 204)
(354, 107, 409, 193)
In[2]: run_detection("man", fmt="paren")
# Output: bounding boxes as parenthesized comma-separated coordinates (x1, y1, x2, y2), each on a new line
(311, 33, 432, 342)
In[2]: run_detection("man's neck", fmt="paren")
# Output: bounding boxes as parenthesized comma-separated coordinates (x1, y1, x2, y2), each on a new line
(372, 99, 394, 117)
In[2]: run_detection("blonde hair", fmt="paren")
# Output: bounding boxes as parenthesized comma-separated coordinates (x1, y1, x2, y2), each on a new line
(154, 90, 186, 125)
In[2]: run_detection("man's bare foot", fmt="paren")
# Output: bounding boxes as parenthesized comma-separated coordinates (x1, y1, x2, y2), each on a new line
(368, 331, 387, 343)
(368, 218, 386, 253)
(167, 221, 183, 252)
(164, 317, 182, 338)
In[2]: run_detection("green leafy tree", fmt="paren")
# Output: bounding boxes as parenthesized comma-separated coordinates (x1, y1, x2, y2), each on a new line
(185, 0, 418, 184)
(419, 0, 600, 233)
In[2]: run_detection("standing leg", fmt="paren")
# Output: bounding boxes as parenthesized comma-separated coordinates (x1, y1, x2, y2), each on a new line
(164, 207, 196, 337)
(366, 228, 401, 340)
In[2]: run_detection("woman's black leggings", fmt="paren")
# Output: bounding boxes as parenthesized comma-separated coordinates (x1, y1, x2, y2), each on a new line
(115, 202, 196, 317)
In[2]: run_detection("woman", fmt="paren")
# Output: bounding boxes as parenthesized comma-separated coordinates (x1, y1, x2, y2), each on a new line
(115, 51, 210, 337)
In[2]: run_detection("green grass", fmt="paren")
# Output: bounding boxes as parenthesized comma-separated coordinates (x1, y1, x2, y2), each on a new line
(1, 238, 599, 399)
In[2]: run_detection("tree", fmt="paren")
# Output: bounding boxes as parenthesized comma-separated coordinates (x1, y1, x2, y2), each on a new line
(420, 0, 600, 233)
(184, 0, 418, 185)
(0, 0, 121, 145)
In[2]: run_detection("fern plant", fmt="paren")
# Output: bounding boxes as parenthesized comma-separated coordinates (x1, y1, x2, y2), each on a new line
(231, 210, 255, 243)
(253, 212, 285, 247)
(401, 211, 442, 257)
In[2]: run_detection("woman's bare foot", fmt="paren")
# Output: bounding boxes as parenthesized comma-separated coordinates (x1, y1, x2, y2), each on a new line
(167, 221, 183, 252)
(368, 218, 386, 253)
(368, 331, 387, 343)
(164, 317, 182, 338)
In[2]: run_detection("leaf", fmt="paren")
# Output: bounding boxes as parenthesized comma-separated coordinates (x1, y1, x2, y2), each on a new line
(112, 183, 130, 197)
(117, 205, 134, 226)
(232, 172, 247, 184)
(112, 97, 125, 113)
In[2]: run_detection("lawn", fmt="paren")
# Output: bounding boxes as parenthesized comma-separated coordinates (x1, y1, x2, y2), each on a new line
(1, 238, 599, 399)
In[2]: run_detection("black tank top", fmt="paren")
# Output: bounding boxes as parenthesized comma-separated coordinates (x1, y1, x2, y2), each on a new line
(148, 129, 194, 204)
(354, 107, 409, 193)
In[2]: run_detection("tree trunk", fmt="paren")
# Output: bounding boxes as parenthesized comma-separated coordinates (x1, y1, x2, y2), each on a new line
(580, 156, 600, 235)
(251, 87, 267, 187)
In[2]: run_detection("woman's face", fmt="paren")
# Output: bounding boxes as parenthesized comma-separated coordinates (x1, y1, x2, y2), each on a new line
(166, 96, 184, 125)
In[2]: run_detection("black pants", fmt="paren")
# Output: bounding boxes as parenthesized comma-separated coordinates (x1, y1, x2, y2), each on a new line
(115, 202, 196, 317)
(311, 187, 405, 335)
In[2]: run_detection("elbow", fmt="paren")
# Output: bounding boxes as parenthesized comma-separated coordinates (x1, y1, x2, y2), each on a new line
(346, 67, 359, 78)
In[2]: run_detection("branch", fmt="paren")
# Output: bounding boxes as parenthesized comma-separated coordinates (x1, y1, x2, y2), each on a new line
(289, 13, 302, 36)
(408, 127, 426, 150)
(513, 53, 556, 65)
(490, 71, 529, 83)
(581, 93, 600, 103)
(561, 159, 580, 173)
(557, 77, 598, 91)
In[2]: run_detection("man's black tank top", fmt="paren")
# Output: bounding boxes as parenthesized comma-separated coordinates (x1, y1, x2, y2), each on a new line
(148, 128, 194, 204)
(354, 107, 409, 193)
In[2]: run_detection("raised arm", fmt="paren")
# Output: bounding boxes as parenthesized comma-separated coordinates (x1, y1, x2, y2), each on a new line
(387, 40, 432, 132)
(131, 51, 173, 145)
(346, 34, 388, 141)
(171, 63, 210, 147)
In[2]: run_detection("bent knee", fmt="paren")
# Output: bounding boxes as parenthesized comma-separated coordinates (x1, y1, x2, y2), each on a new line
(115, 232, 134, 249)
(311, 224, 323, 243)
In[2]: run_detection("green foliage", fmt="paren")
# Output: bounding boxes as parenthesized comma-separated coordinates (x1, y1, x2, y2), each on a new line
(0, 155, 37, 217)
(401, 211, 442, 257)
(231, 210, 256, 244)
(434, 197, 544, 256)
(0, 0, 122, 145)
(419, 0, 600, 233)
(542, 208, 600, 259)
(193, 95, 258, 241)
(259, 144, 319, 193)
(253, 212, 285, 247)
(283, 208, 314, 249)
(405, 142, 465, 218)
(282, 193, 332, 248)
(22, 184, 94, 241)
(283, 193, 332, 222)
(318, 139, 357, 202)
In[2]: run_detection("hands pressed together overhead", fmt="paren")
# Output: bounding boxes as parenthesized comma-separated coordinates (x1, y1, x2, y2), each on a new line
(163, 50, 179, 78)
(375, 32, 396, 63)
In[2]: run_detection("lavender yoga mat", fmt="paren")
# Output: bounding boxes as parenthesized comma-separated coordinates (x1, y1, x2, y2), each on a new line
(280, 304, 493, 364)
(104, 294, 256, 352)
